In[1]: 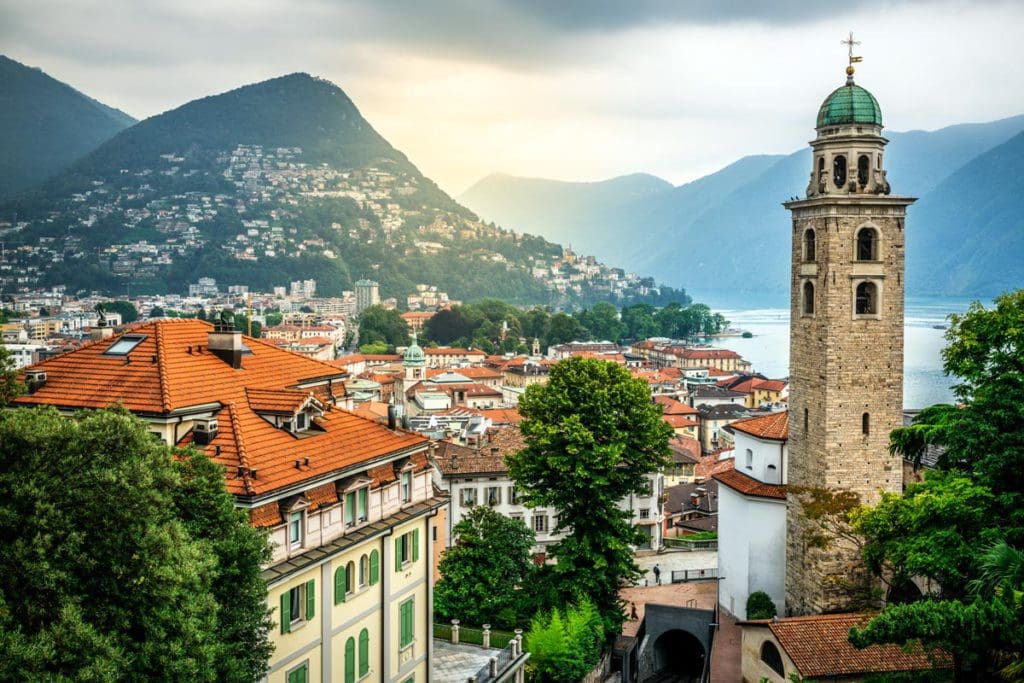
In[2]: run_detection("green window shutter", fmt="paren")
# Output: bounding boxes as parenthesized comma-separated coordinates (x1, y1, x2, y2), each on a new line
(280, 591, 291, 634)
(412, 528, 420, 562)
(334, 566, 346, 604)
(395, 536, 403, 571)
(400, 598, 414, 647)
(369, 549, 379, 585)
(344, 637, 356, 683)
(305, 579, 316, 620)
(358, 487, 368, 518)
(358, 628, 369, 676)
(287, 664, 308, 683)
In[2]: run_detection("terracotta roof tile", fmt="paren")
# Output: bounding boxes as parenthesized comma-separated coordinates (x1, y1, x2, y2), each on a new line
(655, 395, 699, 415)
(750, 612, 952, 676)
(433, 427, 527, 475)
(16, 320, 427, 497)
(246, 387, 315, 414)
(713, 460, 787, 500)
(727, 410, 789, 441)
(305, 482, 339, 510)
(250, 502, 283, 528)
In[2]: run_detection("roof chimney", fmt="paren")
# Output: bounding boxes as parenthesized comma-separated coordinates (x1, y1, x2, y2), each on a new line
(25, 368, 47, 394)
(208, 313, 243, 369)
(192, 416, 218, 445)
(90, 326, 114, 342)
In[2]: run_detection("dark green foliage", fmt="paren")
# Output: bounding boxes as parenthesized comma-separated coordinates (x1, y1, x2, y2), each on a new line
(0, 407, 271, 681)
(358, 306, 409, 348)
(524, 598, 604, 683)
(745, 591, 777, 620)
(103, 300, 138, 324)
(574, 302, 626, 343)
(853, 290, 1024, 680)
(544, 313, 588, 347)
(434, 506, 537, 630)
(0, 56, 135, 198)
(507, 358, 673, 631)
(149, 306, 165, 318)
(0, 343, 24, 405)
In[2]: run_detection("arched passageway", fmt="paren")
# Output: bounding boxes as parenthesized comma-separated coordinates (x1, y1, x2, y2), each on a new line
(650, 629, 705, 681)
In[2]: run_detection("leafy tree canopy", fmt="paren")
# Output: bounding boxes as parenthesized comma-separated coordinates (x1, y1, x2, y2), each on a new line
(524, 598, 604, 683)
(0, 407, 271, 682)
(507, 357, 672, 631)
(434, 506, 537, 630)
(357, 305, 409, 348)
(0, 343, 24, 406)
(103, 300, 139, 323)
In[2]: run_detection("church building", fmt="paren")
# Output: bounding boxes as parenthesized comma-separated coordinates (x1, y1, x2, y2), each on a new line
(783, 49, 916, 615)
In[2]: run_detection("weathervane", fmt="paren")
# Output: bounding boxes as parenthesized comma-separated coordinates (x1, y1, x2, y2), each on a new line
(842, 31, 863, 83)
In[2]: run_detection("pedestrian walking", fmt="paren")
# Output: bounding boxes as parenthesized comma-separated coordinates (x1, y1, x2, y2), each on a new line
(653, 564, 661, 584)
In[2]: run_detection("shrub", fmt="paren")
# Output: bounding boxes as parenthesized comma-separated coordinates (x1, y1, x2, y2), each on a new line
(746, 591, 777, 620)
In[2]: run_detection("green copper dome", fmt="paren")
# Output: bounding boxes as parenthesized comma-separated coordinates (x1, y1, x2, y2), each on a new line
(403, 333, 425, 366)
(816, 83, 882, 128)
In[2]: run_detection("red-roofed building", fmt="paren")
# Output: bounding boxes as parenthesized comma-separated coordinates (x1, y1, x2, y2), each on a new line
(740, 612, 951, 682)
(15, 319, 444, 681)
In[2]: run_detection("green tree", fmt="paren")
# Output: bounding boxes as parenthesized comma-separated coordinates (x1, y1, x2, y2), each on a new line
(357, 305, 409, 348)
(621, 304, 659, 340)
(543, 313, 587, 349)
(746, 591, 777, 620)
(507, 357, 672, 630)
(434, 506, 536, 629)
(104, 300, 139, 323)
(359, 341, 389, 355)
(850, 290, 1024, 681)
(0, 343, 24, 406)
(576, 302, 626, 343)
(524, 598, 604, 683)
(0, 407, 270, 681)
(149, 305, 165, 318)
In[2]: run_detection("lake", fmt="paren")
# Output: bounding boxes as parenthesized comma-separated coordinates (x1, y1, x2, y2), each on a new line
(707, 296, 978, 409)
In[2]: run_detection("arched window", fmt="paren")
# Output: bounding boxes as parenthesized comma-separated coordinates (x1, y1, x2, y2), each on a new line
(862, 412, 870, 436)
(803, 228, 816, 261)
(833, 154, 847, 187)
(358, 628, 370, 676)
(761, 640, 785, 677)
(346, 560, 355, 594)
(816, 156, 826, 192)
(856, 227, 878, 261)
(344, 636, 356, 683)
(856, 281, 878, 315)
(858, 155, 870, 187)
(359, 554, 369, 587)
(802, 281, 815, 316)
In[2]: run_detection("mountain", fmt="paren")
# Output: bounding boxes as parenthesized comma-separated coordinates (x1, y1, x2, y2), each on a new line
(0, 55, 136, 198)
(0, 73, 688, 308)
(460, 115, 1024, 300)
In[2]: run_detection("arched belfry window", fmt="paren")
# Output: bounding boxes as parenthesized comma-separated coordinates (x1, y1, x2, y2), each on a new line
(817, 157, 826, 192)
(862, 412, 870, 436)
(833, 155, 847, 188)
(856, 281, 878, 315)
(856, 227, 878, 261)
(761, 641, 785, 677)
(802, 281, 815, 316)
(803, 228, 816, 262)
(858, 155, 870, 187)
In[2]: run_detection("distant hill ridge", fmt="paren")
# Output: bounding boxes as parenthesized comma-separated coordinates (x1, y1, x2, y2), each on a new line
(0, 55, 136, 198)
(461, 115, 1024, 298)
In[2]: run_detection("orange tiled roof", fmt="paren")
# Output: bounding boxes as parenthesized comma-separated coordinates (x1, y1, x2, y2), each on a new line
(750, 612, 952, 676)
(250, 502, 283, 528)
(712, 460, 786, 500)
(654, 395, 699, 416)
(16, 320, 427, 497)
(433, 428, 527, 475)
(727, 411, 789, 441)
(306, 481, 339, 510)
(478, 408, 522, 424)
(695, 454, 736, 480)
(664, 414, 699, 429)
(247, 387, 315, 415)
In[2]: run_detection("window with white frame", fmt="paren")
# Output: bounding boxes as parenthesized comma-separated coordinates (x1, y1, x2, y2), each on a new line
(533, 514, 548, 533)
(289, 511, 304, 549)
(485, 486, 501, 507)
(508, 486, 520, 505)
(401, 470, 413, 502)
(459, 487, 477, 507)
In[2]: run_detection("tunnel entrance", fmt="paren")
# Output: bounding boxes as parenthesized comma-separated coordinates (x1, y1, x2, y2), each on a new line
(650, 629, 704, 681)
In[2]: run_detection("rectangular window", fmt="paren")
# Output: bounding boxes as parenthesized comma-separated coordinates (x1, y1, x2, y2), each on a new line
(289, 586, 302, 625)
(287, 662, 308, 683)
(508, 486, 520, 505)
(485, 486, 501, 507)
(639, 479, 653, 497)
(289, 512, 303, 549)
(401, 471, 412, 502)
(459, 487, 477, 507)
(510, 513, 524, 525)
(345, 491, 356, 526)
(399, 597, 415, 648)
(533, 514, 548, 533)
(639, 508, 650, 520)
(358, 487, 368, 521)
(746, 448, 754, 470)
(296, 412, 308, 431)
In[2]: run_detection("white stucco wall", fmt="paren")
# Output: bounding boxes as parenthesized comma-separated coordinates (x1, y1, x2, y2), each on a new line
(718, 485, 786, 619)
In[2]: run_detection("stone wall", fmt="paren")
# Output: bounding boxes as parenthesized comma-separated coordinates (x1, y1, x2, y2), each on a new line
(785, 196, 913, 615)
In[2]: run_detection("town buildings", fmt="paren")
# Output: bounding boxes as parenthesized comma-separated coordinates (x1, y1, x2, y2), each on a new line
(14, 320, 445, 683)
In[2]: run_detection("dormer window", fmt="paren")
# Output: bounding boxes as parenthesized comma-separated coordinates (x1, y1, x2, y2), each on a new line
(289, 512, 304, 549)
(296, 412, 309, 432)
(344, 483, 370, 527)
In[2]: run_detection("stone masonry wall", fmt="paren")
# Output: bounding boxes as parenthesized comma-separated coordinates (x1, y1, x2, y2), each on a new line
(785, 199, 912, 615)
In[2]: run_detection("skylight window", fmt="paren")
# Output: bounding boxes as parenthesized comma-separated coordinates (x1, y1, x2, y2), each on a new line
(104, 335, 146, 355)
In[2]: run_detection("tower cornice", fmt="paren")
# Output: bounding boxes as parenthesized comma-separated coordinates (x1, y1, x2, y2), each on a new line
(784, 195, 916, 211)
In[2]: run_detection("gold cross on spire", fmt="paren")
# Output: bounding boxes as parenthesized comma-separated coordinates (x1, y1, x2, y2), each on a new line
(841, 31, 863, 81)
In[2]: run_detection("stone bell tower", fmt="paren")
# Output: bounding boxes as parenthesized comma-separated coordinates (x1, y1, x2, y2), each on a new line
(783, 40, 916, 615)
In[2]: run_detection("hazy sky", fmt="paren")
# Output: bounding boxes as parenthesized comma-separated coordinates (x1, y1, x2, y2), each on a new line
(4, 0, 1023, 194)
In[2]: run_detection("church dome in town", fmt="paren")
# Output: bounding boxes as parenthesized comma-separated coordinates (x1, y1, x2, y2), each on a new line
(403, 333, 425, 366)
(816, 77, 882, 128)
